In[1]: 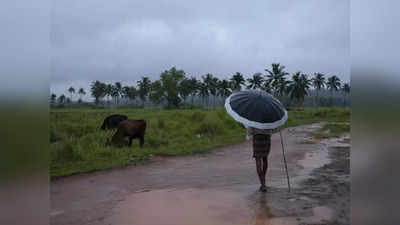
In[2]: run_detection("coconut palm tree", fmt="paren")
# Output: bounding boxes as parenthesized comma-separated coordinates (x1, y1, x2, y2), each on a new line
(149, 80, 163, 105)
(287, 72, 311, 107)
(213, 77, 221, 107)
(90, 80, 107, 105)
(50, 93, 57, 106)
(188, 77, 199, 105)
(311, 73, 326, 107)
(68, 86, 75, 101)
(327, 75, 341, 97)
(137, 77, 151, 107)
(179, 78, 193, 105)
(202, 74, 220, 107)
(58, 94, 66, 105)
(122, 86, 137, 103)
(210, 76, 219, 108)
(121, 86, 129, 100)
(230, 72, 245, 92)
(342, 83, 350, 106)
(78, 88, 86, 103)
(277, 77, 290, 97)
(110, 84, 120, 106)
(218, 79, 232, 102)
(105, 83, 113, 105)
(202, 74, 214, 107)
(114, 82, 122, 105)
(198, 82, 209, 108)
(265, 63, 289, 96)
(246, 72, 264, 89)
(128, 86, 138, 102)
(261, 79, 272, 93)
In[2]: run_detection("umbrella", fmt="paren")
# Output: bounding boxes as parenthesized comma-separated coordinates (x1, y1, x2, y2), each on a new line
(224, 90, 291, 192)
(224, 90, 288, 129)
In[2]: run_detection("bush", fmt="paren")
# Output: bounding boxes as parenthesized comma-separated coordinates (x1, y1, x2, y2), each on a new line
(313, 123, 350, 139)
(194, 119, 223, 137)
(146, 136, 169, 148)
(191, 111, 206, 122)
(181, 103, 203, 109)
(52, 140, 83, 163)
(216, 110, 226, 119)
(50, 129, 58, 143)
(157, 118, 166, 129)
(314, 110, 328, 117)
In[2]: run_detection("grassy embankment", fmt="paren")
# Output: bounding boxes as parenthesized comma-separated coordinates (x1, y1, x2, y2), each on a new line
(50, 107, 350, 178)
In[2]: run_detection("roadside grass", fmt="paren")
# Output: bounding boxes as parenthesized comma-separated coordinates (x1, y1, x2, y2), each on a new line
(284, 107, 350, 128)
(313, 123, 350, 139)
(50, 107, 350, 178)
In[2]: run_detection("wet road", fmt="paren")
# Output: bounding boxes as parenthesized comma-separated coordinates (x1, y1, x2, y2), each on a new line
(51, 123, 340, 225)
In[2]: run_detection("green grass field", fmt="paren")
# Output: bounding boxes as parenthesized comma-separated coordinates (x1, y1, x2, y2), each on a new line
(50, 107, 350, 178)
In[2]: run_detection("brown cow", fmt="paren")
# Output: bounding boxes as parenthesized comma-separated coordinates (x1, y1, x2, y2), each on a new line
(105, 119, 147, 148)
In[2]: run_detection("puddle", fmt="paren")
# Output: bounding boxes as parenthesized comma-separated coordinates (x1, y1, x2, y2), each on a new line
(311, 206, 333, 221)
(268, 206, 332, 225)
(297, 135, 350, 174)
(269, 217, 299, 225)
(298, 148, 330, 169)
(106, 187, 334, 225)
(50, 210, 64, 217)
(106, 188, 274, 225)
(294, 145, 331, 186)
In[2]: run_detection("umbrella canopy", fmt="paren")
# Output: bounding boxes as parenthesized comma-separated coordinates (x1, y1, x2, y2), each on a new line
(224, 90, 288, 130)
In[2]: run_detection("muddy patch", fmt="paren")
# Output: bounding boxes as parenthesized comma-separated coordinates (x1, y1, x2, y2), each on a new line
(300, 143, 350, 225)
(287, 135, 350, 225)
(106, 188, 259, 225)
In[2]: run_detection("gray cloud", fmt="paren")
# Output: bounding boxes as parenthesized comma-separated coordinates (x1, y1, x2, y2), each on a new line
(51, 0, 349, 97)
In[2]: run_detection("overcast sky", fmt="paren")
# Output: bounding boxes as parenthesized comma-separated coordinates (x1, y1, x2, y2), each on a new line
(50, 0, 349, 99)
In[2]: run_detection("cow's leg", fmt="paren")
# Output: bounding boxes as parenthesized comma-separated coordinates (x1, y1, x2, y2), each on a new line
(139, 135, 144, 148)
(128, 137, 133, 147)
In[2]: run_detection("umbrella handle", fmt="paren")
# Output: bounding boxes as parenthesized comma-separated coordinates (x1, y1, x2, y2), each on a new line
(280, 130, 291, 192)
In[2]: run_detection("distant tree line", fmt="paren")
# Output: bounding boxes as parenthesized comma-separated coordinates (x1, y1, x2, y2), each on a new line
(50, 87, 86, 107)
(50, 63, 350, 108)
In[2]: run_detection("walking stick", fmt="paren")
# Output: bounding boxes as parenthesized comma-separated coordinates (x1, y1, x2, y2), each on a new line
(279, 130, 291, 192)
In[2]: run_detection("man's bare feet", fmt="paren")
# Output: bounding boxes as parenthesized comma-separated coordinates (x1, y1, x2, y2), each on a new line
(259, 185, 267, 192)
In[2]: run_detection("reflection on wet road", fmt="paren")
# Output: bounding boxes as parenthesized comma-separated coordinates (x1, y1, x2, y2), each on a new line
(106, 188, 271, 225)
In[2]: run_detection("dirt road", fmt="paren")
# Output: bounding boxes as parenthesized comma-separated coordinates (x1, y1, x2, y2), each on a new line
(51, 123, 350, 225)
